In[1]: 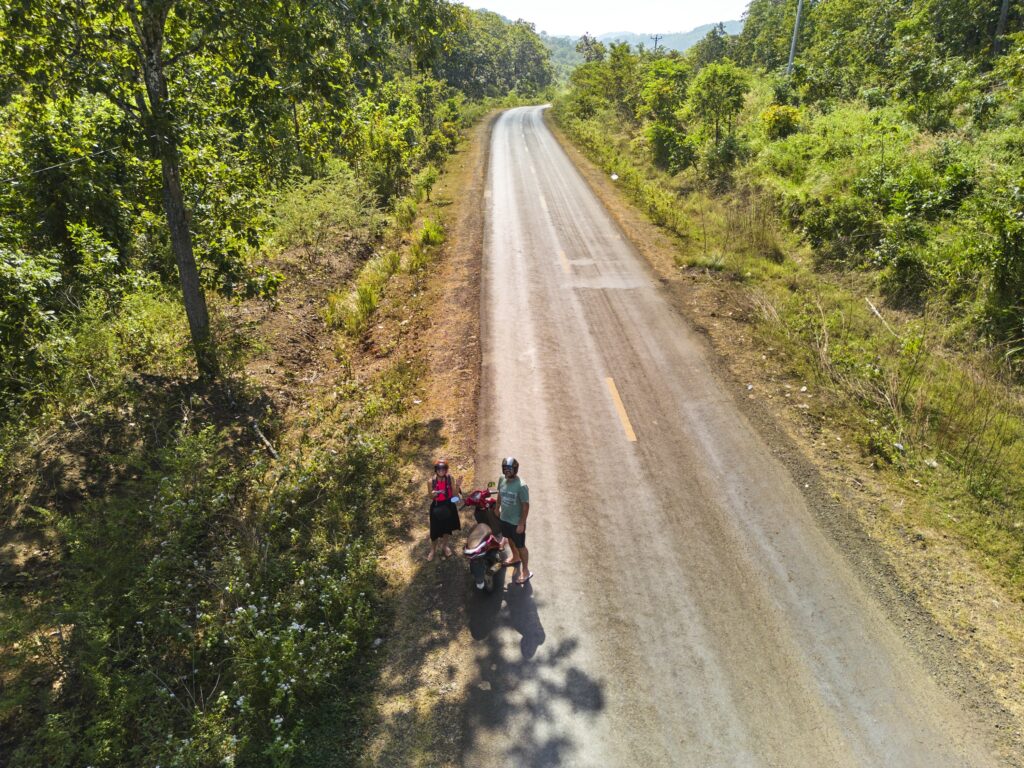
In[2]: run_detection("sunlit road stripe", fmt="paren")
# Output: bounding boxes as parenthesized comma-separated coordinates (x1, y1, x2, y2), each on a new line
(606, 377, 637, 442)
(539, 194, 548, 212)
(558, 249, 571, 274)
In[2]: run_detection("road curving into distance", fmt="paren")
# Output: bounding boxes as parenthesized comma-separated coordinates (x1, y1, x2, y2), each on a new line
(462, 105, 1000, 767)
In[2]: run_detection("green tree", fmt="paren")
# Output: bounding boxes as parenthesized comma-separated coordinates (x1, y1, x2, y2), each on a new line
(607, 42, 641, 120)
(576, 33, 608, 62)
(795, 0, 901, 100)
(4, 0, 224, 376)
(506, 20, 554, 94)
(434, 9, 552, 98)
(690, 22, 734, 69)
(687, 59, 750, 144)
(3, 0, 448, 379)
(639, 57, 692, 122)
(737, 0, 797, 70)
(563, 60, 613, 118)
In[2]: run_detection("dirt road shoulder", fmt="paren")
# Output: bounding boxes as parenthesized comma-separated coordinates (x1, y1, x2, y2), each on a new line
(359, 112, 496, 768)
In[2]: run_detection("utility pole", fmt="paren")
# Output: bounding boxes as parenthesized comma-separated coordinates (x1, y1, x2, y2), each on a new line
(786, 0, 804, 75)
(650, 33, 663, 52)
(995, 0, 1011, 54)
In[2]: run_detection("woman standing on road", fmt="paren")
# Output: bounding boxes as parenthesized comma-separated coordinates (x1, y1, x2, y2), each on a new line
(427, 458, 462, 561)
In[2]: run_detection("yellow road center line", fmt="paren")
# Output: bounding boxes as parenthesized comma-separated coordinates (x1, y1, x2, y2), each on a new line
(558, 249, 571, 274)
(606, 377, 637, 442)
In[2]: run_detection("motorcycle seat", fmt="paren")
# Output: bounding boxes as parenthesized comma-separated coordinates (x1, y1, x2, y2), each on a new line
(465, 522, 493, 550)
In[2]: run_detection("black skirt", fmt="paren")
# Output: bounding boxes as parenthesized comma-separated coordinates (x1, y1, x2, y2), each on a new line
(429, 500, 461, 540)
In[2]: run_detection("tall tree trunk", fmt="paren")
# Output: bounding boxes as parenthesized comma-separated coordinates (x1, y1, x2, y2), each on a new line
(995, 0, 1011, 54)
(131, 0, 218, 379)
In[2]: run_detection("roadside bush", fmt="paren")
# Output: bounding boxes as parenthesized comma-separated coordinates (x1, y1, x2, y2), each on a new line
(328, 250, 403, 336)
(878, 245, 932, 308)
(801, 193, 882, 265)
(272, 161, 381, 260)
(699, 134, 745, 186)
(967, 180, 1024, 351)
(406, 219, 446, 273)
(10, 402, 397, 768)
(417, 218, 445, 247)
(762, 104, 802, 139)
(646, 122, 695, 173)
(0, 247, 62, 402)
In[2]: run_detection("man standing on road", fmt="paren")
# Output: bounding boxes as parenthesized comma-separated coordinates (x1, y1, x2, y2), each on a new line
(497, 456, 532, 584)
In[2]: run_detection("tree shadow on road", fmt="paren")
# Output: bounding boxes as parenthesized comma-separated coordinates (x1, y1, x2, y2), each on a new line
(366, 551, 605, 767)
(462, 582, 604, 766)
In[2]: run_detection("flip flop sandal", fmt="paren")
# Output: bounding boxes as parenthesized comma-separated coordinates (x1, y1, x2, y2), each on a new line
(500, 559, 522, 568)
(514, 572, 533, 585)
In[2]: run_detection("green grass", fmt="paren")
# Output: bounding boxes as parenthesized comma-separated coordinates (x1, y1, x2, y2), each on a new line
(0, 242, 427, 768)
(325, 249, 405, 337)
(405, 219, 446, 274)
(327, 213, 447, 339)
(392, 196, 418, 230)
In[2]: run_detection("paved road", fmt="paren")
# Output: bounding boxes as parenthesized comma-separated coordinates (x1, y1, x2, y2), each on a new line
(462, 106, 998, 767)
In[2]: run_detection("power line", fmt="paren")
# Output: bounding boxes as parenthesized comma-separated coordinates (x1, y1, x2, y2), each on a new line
(1, 147, 118, 185)
(0, 136, 158, 185)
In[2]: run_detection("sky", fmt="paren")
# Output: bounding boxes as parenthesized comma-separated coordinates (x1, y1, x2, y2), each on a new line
(463, 0, 751, 38)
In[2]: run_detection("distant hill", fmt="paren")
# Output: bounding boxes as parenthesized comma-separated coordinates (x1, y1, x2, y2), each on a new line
(538, 19, 744, 82)
(599, 21, 743, 52)
(540, 32, 583, 82)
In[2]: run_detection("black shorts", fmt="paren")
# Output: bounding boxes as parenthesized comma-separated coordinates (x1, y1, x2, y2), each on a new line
(500, 519, 526, 548)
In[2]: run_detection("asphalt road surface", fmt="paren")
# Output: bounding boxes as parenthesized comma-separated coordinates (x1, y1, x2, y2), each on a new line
(463, 106, 999, 767)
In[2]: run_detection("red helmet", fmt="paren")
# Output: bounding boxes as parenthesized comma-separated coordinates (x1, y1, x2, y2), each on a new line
(434, 458, 449, 471)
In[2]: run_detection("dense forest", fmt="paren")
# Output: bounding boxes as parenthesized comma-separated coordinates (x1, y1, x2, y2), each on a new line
(0, 3, 550, 766)
(554, 0, 1024, 597)
(561, 0, 1024, 347)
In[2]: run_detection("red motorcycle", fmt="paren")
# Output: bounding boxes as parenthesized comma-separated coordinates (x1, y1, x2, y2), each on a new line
(461, 486, 506, 593)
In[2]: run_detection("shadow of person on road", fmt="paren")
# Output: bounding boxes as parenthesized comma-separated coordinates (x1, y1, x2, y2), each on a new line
(466, 572, 545, 657)
(505, 580, 545, 659)
(467, 565, 508, 640)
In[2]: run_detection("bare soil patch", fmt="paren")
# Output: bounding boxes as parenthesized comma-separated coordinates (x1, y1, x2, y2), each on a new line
(546, 112, 1024, 764)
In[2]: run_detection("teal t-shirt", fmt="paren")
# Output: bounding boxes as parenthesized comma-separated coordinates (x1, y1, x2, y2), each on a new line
(498, 476, 529, 525)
